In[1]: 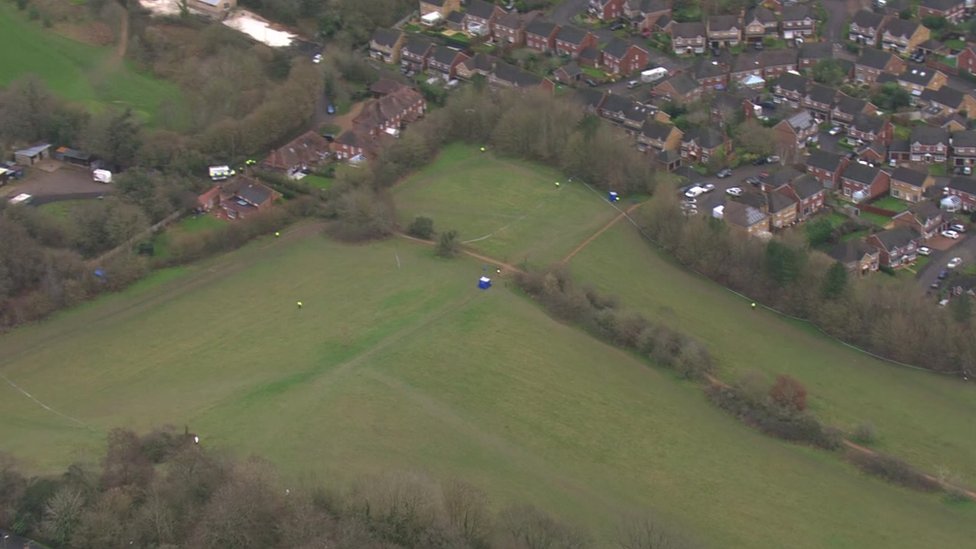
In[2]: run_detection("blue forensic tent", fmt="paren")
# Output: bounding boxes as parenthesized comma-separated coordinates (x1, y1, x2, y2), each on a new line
(608, 191, 620, 202)
(478, 276, 492, 290)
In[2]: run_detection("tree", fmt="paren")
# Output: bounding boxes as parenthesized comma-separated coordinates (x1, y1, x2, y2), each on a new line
(764, 240, 804, 286)
(811, 59, 847, 88)
(872, 82, 911, 112)
(436, 230, 460, 258)
(618, 515, 697, 549)
(734, 119, 776, 157)
(768, 374, 807, 412)
(950, 295, 972, 324)
(40, 487, 85, 546)
(804, 217, 833, 246)
(83, 108, 142, 168)
(821, 262, 848, 299)
(497, 504, 589, 549)
(407, 216, 435, 239)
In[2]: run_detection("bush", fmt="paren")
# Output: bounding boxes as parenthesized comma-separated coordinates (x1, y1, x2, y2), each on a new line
(768, 375, 807, 412)
(852, 421, 877, 444)
(847, 451, 941, 492)
(436, 230, 460, 258)
(407, 216, 435, 240)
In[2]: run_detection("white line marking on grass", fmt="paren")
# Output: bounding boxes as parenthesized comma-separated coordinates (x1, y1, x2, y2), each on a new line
(463, 215, 527, 243)
(395, 252, 401, 269)
(0, 371, 91, 428)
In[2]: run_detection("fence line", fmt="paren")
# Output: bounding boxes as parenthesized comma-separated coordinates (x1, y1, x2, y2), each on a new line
(90, 210, 183, 265)
(577, 180, 962, 378)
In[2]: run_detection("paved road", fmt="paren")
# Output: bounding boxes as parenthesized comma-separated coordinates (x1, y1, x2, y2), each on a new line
(915, 229, 976, 290)
(676, 164, 774, 216)
(822, 0, 870, 43)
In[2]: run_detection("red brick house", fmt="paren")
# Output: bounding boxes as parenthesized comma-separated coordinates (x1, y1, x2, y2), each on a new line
(199, 176, 279, 220)
(333, 131, 366, 161)
(707, 15, 742, 48)
(945, 176, 976, 210)
(743, 6, 778, 43)
(950, 130, 976, 168)
(489, 62, 556, 93)
(783, 174, 826, 219)
(781, 5, 815, 40)
(601, 38, 649, 76)
(867, 226, 921, 268)
(624, 0, 671, 33)
(428, 46, 469, 78)
(773, 72, 810, 105)
(525, 20, 560, 53)
(494, 11, 531, 46)
(831, 94, 876, 127)
(773, 110, 819, 153)
(401, 35, 434, 71)
(554, 25, 598, 58)
(680, 127, 730, 163)
(262, 131, 332, 175)
(957, 45, 976, 76)
(892, 201, 945, 239)
(652, 74, 702, 102)
(827, 239, 880, 275)
(854, 48, 906, 85)
(849, 9, 887, 46)
(463, 0, 504, 37)
(353, 86, 426, 138)
(909, 125, 949, 163)
(369, 28, 405, 63)
(849, 114, 893, 146)
(801, 83, 836, 119)
(840, 163, 890, 201)
(918, 0, 966, 24)
(589, 0, 626, 21)
(804, 149, 849, 189)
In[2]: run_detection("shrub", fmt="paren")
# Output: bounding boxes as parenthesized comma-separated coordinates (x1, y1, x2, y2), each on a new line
(852, 421, 877, 444)
(847, 451, 941, 492)
(407, 216, 435, 240)
(768, 375, 807, 412)
(436, 230, 460, 258)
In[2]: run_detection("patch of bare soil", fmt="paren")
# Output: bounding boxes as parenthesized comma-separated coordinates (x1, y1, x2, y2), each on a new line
(52, 21, 114, 46)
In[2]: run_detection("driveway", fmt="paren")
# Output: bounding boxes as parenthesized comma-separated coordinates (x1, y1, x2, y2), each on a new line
(677, 164, 773, 216)
(1, 161, 110, 200)
(916, 230, 976, 289)
(822, 0, 866, 43)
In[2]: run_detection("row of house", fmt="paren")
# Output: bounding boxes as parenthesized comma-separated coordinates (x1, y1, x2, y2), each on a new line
(721, 172, 826, 237)
(670, 6, 816, 55)
(848, 9, 931, 55)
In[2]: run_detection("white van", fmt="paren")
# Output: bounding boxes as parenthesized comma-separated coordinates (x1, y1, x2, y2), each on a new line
(641, 67, 668, 83)
(92, 169, 112, 184)
(209, 165, 235, 181)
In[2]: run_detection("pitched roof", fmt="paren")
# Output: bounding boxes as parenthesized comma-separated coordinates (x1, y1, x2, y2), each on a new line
(431, 46, 464, 66)
(446, 11, 465, 24)
(683, 126, 725, 148)
(575, 87, 606, 109)
(708, 15, 739, 32)
(354, 87, 425, 130)
(369, 78, 408, 95)
(951, 130, 976, 148)
(604, 37, 637, 59)
(767, 167, 802, 187)
(556, 25, 590, 44)
(790, 174, 823, 199)
(525, 19, 558, 36)
(782, 5, 812, 20)
(495, 11, 522, 29)
(921, 85, 965, 108)
(947, 176, 976, 194)
(461, 52, 496, 73)
(658, 74, 699, 95)
(899, 65, 939, 86)
(335, 130, 364, 148)
(262, 131, 331, 170)
(465, 0, 499, 19)
(641, 119, 676, 141)
(403, 35, 434, 56)
(768, 190, 797, 213)
(806, 83, 836, 105)
(835, 94, 868, 116)
(600, 92, 632, 114)
(695, 57, 730, 79)
(579, 46, 601, 63)
(871, 226, 920, 250)
(555, 61, 582, 78)
(806, 149, 846, 171)
(724, 200, 768, 228)
(910, 125, 948, 145)
(842, 163, 882, 185)
(745, 6, 778, 24)
(852, 9, 885, 30)
(783, 109, 816, 130)
(371, 28, 402, 48)
(827, 239, 877, 263)
(857, 48, 895, 70)
(891, 167, 928, 188)
(761, 49, 798, 67)
(884, 18, 922, 40)
(228, 178, 275, 207)
(672, 21, 706, 38)
(852, 113, 886, 134)
(909, 200, 942, 222)
(492, 62, 544, 87)
(775, 72, 810, 93)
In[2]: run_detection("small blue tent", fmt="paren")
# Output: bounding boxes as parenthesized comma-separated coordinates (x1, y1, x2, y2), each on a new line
(608, 191, 620, 202)
(478, 276, 492, 290)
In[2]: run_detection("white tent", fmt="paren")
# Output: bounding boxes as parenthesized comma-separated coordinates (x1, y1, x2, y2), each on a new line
(740, 74, 765, 88)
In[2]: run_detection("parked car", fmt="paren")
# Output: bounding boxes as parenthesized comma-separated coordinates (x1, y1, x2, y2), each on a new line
(942, 229, 960, 240)
(609, 21, 626, 31)
(938, 269, 950, 279)
(682, 196, 698, 205)
(828, 126, 842, 136)
(950, 223, 967, 233)
(725, 186, 743, 196)
(744, 176, 761, 186)
(627, 80, 640, 89)
(947, 256, 963, 268)
(753, 41, 764, 50)
(939, 298, 950, 307)
(930, 280, 941, 289)
(684, 186, 705, 198)
(716, 168, 733, 178)
(752, 156, 768, 165)
(326, 104, 336, 115)
(700, 183, 716, 193)
(312, 53, 323, 64)
(585, 78, 599, 87)
(918, 246, 931, 256)
(766, 155, 780, 163)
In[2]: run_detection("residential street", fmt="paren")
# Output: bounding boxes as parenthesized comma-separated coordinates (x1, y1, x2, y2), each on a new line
(915, 229, 976, 290)
(676, 164, 775, 216)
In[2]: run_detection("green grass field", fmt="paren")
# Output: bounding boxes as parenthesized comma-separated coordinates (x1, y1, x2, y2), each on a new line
(0, 3, 185, 127)
(151, 214, 227, 261)
(301, 174, 334, 189)
(567, 221, 976, 485)
(37, 199, 91, 219)
(1, 225, 974, 547)
(394, 144, 620, 268)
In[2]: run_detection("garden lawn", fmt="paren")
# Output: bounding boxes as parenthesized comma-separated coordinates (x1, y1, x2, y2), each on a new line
(37, 199, 92, 219)
(0, 3, 186, 127)
(301, 174, 334, 189)
(151, 214, 226, 261)
(567, 221, 976, 486)
(0, 227, 973, 547)
(394, 143, 620, 268)
(871, 196, 910, 213)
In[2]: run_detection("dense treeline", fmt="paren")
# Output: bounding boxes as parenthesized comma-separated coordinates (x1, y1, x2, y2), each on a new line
(638, 192, 976, 378)
(0, 428, 697, 549)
